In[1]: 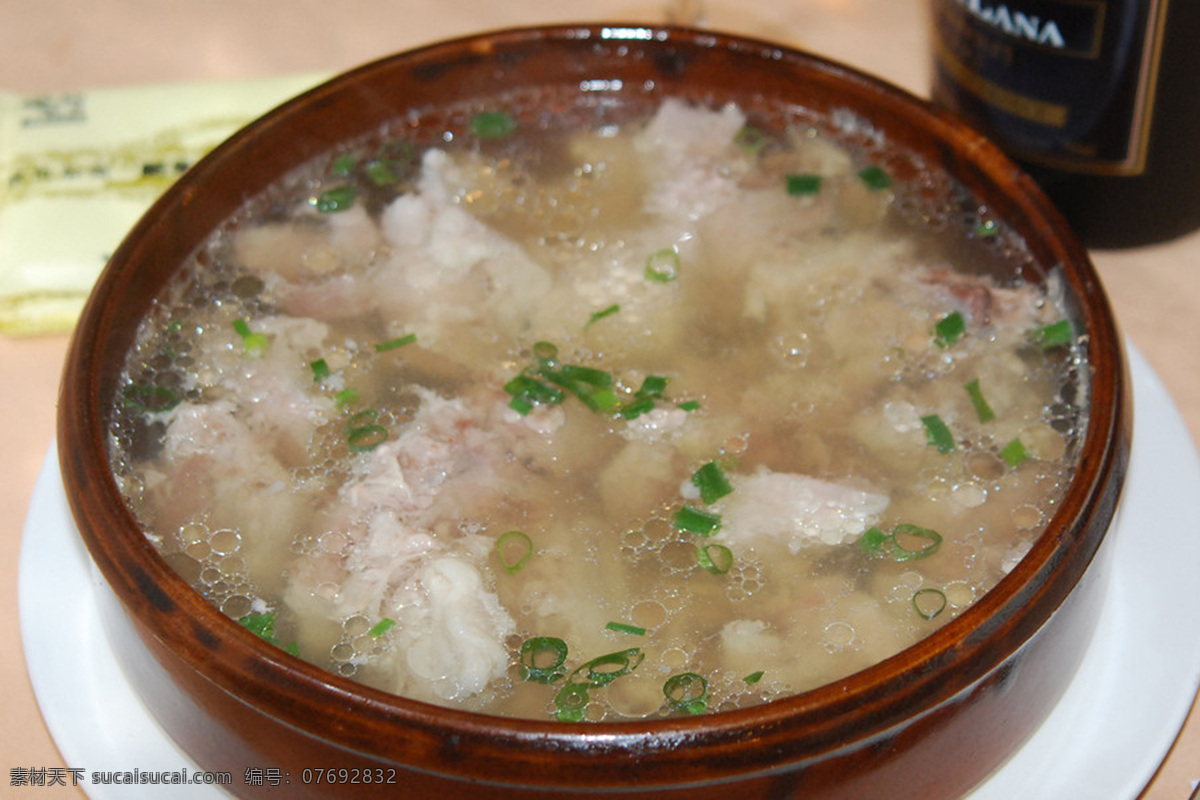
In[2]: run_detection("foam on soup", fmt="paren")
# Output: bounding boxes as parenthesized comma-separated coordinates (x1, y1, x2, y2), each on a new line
(108, 94, 1088, 722)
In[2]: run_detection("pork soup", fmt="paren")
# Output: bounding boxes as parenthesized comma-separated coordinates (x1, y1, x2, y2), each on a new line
(108, 96, 1088, 722)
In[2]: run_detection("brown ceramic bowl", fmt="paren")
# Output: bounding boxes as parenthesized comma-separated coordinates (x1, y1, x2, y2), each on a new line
(59, 24, 1130, 800)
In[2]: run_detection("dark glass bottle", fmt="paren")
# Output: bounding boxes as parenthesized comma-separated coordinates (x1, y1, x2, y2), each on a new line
(929, 0, 1200, 248)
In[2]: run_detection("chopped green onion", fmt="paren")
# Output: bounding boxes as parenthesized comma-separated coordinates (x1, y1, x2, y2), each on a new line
(538, 364, 621, 412)
(645, 248, 680, 283)
(508, 396, 534, 415)
(785, 173, 822, 196)
(677, 400, 701, 412)
(856, 526, 891, 557)
(734, 125, 769, 154)
(857, 524, 943, 562)
(331, 153, 357, 176)
(691, 461, 733, 504)
(239, 612, 278, 645)
(366, 140, 414, 186)
(374, 333, 417, 352)
(285, 641, 300, 657)
(696, 543, 734, 575)
(619, 375, 672, 420)
(743, 670, 765, 685)
(1032, 319, 1074, 348)
(858, 164, 893, 190)
(505, 349, 663, 418)
(934, 310, 966, 348)
(242, 333, 269, 354)
(346, 409, 387, 453)
(347, 424, 388, 453)
(963, 378, 996, 423)
(548, 647, 645, 721)
(313, 184, 357, 213)
(673, 505, 723, 536)
(496, 530, 534, 574)
(232, 318, 269, 355)
(579, 387, 622, 413)
(574, 648, 644, 687)
(635, 375, 669, 399)
(122, 384, 182, 413)
(470, 110, 517, 139)
(335, 387, 360, 407)
(912, 588, 948, 620)
(554, 683, 591, 722)
(362, 160, 395, 186)
(605, 621, 647, 636)
(368, 618, 396, 638)
(519, 636, 569, 684)
(921, 414, 956, 453)
(309, 358, 331, 382)
(553, 363, 613, 389)
(618, 396, 656, 420)
(891, 524, 944, 561)
(504, 374, 566, 411)
(663, 672, 709, 715)
(504, 373, 565, 415)
(1001, 437, 1031, 468)
(532, 340, 559, 366)
(976, 219, 999, 237)
(586, 304, 620, 327)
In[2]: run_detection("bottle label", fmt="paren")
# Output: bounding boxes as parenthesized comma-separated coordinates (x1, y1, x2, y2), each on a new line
(931, 0, 1170, 175)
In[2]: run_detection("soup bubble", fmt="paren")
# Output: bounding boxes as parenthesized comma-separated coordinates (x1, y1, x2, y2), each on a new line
(209, 528, 242, 555)
(822, 621, 858, 653)
(606, 673, 666, 718)
(221, 594, 253, 618)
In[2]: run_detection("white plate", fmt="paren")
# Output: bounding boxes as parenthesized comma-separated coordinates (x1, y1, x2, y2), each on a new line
(20, 345, 1200, 799)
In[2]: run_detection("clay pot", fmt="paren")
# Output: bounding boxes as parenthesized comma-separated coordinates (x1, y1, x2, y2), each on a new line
(58, 24, 1130, 799)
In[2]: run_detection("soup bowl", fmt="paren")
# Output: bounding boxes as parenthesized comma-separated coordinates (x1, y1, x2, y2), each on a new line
(58, 24, 1130, 800)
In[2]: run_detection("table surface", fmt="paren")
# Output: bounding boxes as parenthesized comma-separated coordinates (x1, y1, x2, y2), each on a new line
(3, 1, 1198, 797)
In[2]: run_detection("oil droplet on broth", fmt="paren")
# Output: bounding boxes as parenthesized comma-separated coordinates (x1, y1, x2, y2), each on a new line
(1012, 504, 1044, 529)
(660, 540, 698, 572)
(209, 528, 242, 555)
(822, 621, 857, 653)
(221, 594, 253, 618)
(606, 672, 666, 718)
(179, 522, 209, 546)
(631, 600, 668, 629)
(943, 580, 976, 608)
(661, 647, 690, 670)
(184, 539, 211, 560)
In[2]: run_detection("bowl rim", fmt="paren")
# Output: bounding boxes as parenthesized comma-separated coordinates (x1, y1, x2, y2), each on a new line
(58, 21, 1132, 787)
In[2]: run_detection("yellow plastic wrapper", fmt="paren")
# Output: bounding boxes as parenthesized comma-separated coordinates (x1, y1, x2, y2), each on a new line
(0, 73, 325, 337)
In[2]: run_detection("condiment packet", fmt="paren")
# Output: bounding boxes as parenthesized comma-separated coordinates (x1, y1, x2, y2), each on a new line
(0, 72, 326, 337)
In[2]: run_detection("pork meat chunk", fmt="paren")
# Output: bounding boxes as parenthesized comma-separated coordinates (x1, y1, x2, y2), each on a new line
(718, 467, 889, 550)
